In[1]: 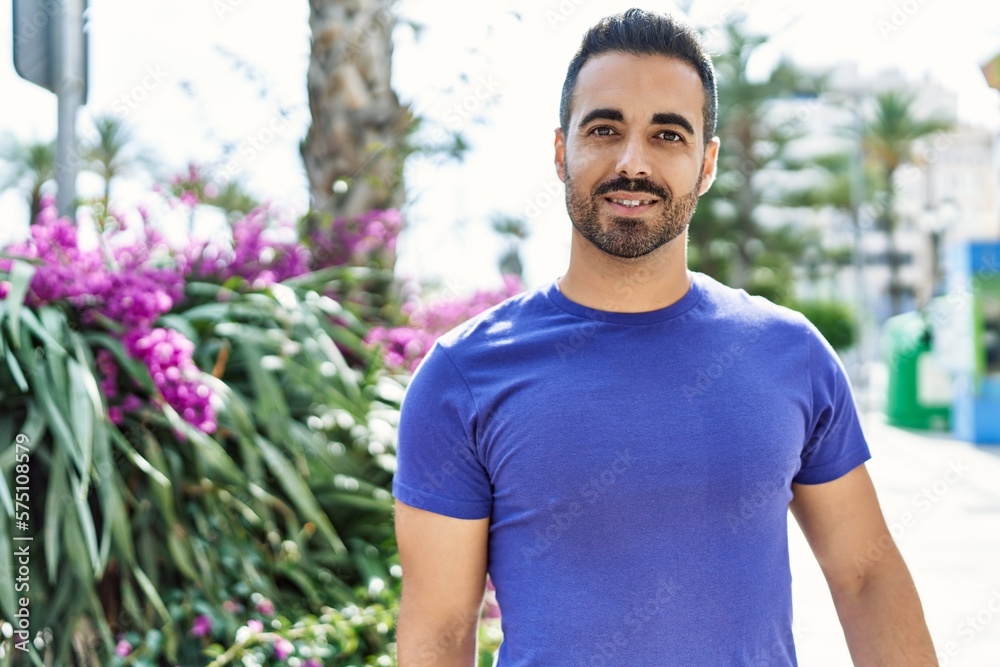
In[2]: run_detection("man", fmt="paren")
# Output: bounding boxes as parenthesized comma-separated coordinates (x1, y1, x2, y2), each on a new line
(393, 8, 937, 666)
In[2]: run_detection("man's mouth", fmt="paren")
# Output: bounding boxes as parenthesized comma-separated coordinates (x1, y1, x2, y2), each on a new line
(607, 198, 657, 208)
(604, 195, 659, 215)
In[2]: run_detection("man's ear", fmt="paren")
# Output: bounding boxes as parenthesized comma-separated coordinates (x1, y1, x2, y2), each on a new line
(698, 137, 721, 196)
(554, 127, 567, 184)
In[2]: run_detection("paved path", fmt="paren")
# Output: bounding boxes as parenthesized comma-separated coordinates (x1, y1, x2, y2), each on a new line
(790, 412, 1000, 666)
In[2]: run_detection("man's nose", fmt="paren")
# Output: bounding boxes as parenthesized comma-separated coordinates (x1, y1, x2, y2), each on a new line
(615, 134, 652, 179)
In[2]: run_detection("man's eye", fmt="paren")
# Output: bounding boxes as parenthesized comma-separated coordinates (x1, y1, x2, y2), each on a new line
(658, 130, 684, 142)
(589, 126, 616, 136)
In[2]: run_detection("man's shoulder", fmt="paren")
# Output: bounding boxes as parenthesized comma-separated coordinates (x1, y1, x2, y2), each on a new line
(433, 281, 553, 352)
(693, 271, 812, 333)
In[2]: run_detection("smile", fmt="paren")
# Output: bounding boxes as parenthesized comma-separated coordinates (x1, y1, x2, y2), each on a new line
(607, 198, 656, 207)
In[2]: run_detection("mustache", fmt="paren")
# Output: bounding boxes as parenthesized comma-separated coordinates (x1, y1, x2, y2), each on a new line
(593, 177, 670, 200)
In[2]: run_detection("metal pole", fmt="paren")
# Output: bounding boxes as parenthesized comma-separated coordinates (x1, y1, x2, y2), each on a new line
(55, 0, 85, 219)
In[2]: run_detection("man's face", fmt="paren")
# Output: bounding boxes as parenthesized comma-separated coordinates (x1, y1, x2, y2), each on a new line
(555, 52, 719, 259)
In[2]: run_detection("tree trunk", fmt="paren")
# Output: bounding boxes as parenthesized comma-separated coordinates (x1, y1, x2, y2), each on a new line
(29, 185, 42, 224)
(302, 0, 411, 220)
(883, 169, 905, 316)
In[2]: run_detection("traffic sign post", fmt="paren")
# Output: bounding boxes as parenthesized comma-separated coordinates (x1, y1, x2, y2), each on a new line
(12, 0, 89, 219)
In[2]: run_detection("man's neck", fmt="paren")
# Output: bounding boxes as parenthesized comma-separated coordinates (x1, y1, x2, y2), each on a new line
(557, 229, 691, 313)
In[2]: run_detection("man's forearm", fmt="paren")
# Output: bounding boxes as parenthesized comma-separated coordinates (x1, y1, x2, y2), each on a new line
(396, 606, 481, 667)
(832, 550, 937, 666)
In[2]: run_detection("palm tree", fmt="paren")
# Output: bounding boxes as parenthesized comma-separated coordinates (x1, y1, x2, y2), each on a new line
(862, 91, 951, 315)
(491, 213, 530, 279)
(83, 114, 150, 217)
(208, 180, 261, 218)
(0, 137, 55, 224)
(301, 0, 411, 221)
(689, 18, 825, 300)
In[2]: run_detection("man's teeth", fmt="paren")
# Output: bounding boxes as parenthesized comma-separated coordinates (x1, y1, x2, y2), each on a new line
(610, 198, 655, 207)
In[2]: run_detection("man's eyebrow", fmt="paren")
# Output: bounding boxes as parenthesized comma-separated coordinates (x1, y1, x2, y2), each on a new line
(651, 112, 696, 137)
(577, 107, 624, 127)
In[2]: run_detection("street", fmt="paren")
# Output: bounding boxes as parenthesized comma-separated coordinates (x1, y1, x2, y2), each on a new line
(791, 413, 1000, 666)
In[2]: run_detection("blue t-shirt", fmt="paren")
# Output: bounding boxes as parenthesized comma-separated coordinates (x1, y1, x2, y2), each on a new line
(393, 272, 871, 666)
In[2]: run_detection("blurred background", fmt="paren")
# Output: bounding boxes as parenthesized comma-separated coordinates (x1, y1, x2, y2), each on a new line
(1, 0, 999, 665)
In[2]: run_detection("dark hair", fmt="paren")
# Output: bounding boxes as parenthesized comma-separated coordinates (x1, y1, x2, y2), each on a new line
(559, 8, 717, 143)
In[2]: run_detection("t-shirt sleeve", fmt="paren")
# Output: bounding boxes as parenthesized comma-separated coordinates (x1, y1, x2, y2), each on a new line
(392, 342, 493, 519)
(793, 322, 872, 485)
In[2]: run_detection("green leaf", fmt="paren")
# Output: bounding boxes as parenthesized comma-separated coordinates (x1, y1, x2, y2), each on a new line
(0, 403, 46, 474)
(61, 496, 94, 584)
(66, 355, 95, 484)
(158, 313, 199, 343)
(184, 281, 229, 299)
(178, 301, 232, 324)
(132, 566, 172, 624)
(157, 406, 244, 485)
(18, 308, 67, 356)
(139, 430, 176, 526)
(44, 446, 68, 583)
(254, 434, 346, 555)
(70, 472, 101, 574)
(101, 471, 134, 566)
(1, 333, 29, 392)
(0, 484, 15, 619)
(167, 532, 199, 581)
(28, 360, 84, 474)
(276, 563, 322, 605)
(3, 260, 36, 349)
(84, 333, 156, 394)
(107, 426, 171, 489)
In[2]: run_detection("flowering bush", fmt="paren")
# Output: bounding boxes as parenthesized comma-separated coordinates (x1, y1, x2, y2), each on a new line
(365, 274, 524, 373)
(0, 170, 513, 665)
(0, 199, 213, 433)
(0, 183, 413, 665)
(309, 208, 404, 270)
(109, 585, 400, 667)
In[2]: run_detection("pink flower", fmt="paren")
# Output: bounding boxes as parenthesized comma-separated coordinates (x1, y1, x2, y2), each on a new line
(303, 660, 322, 667)
(273, 638, 294, 661)
(115, 639, 132, 657)
(190, 614, 212, 637)
(222, 599, 243, 613)
(255, 598, 275, 616)
(123, 327, 217, 433)
(108, 407, 124, 425)
(179, 191, 199, 207)
(365, 275, 524, 371)
(247, 619, 264, 633)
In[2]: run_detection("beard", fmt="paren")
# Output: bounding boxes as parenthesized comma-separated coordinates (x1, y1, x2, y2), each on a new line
(564, 168, 702, 259)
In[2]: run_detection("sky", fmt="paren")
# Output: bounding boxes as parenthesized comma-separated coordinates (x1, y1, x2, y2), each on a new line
(1, 0, 999, 295)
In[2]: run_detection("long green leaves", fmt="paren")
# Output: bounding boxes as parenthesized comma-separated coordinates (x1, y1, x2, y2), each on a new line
(0, 265, 403, 664)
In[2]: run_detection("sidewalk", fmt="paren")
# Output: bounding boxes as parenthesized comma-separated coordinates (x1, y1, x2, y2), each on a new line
(790, 412, 1000, 666)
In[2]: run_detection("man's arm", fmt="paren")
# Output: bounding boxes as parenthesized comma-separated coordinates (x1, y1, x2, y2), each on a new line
(789, 464, 937, 666)
(395, 499, 490, 667)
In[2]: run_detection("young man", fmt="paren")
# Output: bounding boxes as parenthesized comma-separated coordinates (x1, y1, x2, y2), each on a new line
(393, 9, 937, 666)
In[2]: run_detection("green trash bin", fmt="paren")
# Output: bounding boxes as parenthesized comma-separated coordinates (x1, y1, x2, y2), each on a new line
(882, 312, 951, 430)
